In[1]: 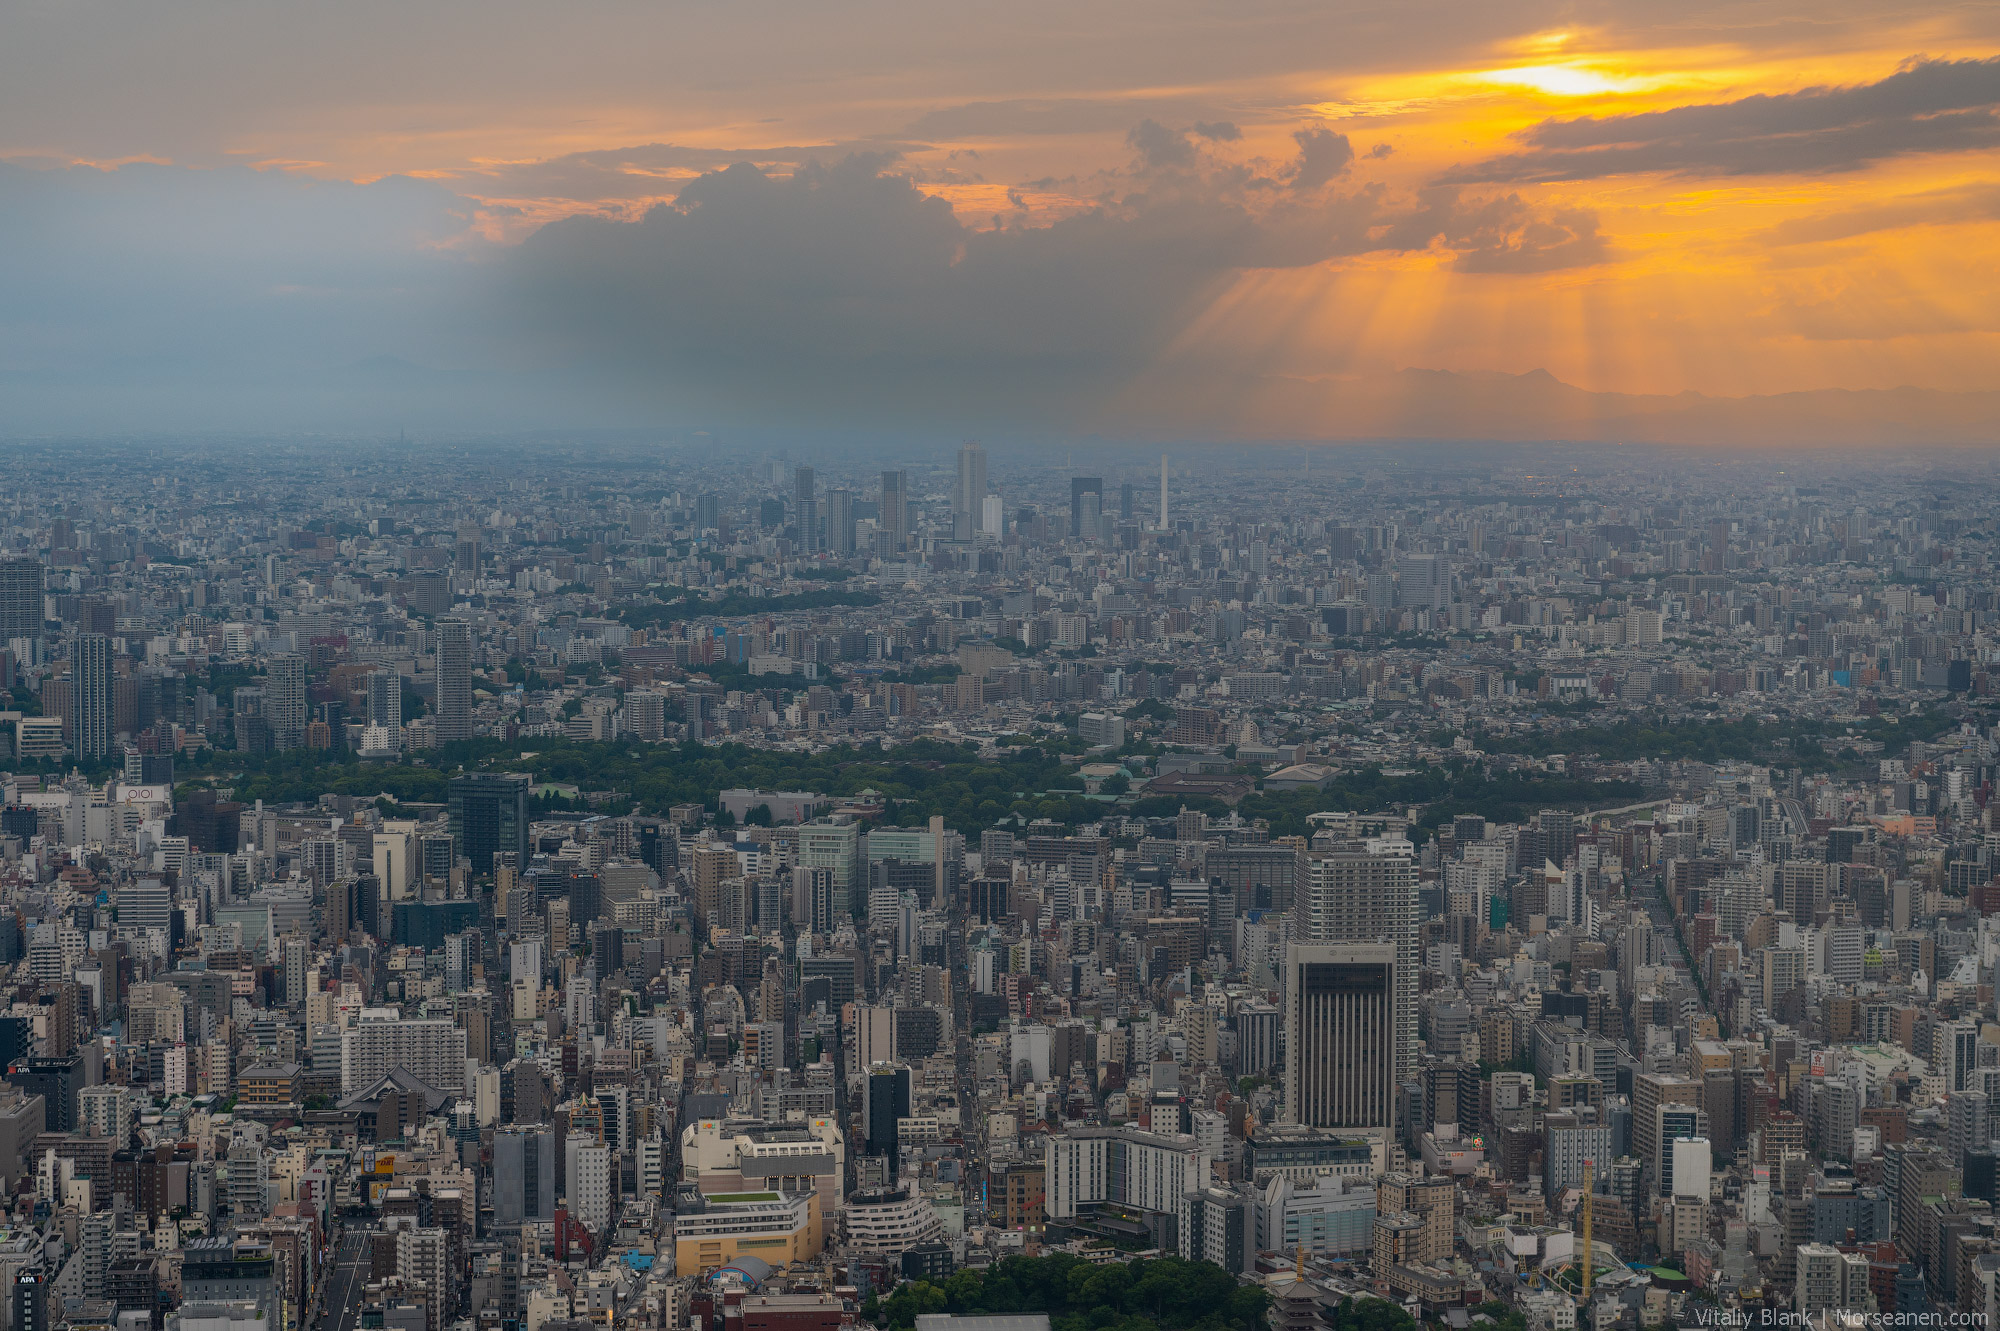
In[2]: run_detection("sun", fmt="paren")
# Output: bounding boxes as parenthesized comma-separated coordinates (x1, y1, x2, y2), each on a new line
(1472, 62, 1658, 98)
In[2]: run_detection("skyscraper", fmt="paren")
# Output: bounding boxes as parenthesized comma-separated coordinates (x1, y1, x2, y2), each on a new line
(1398, 553, 1451, 613)
(826, 488, 855, 556)
(1283, 942, 1398, 1140)
(794, 465, 820, 551)
(494, 1125, 558, 1226)
(878, 470, 908, 554)
(366, 668, 402, 744)
(267, 653, 307, 751)
(0, 559, 42, 649)
(1296, 840, 1418, 1092)
(953, 443, 987, 542)
(449, 771, 531, 874)
(73, 633, 113, 761)
(865, 1062, 912, 1179)
(1070, 476, 1103, 541)
(565, 1132, 613, 1231)
(435, 617, 472, 743)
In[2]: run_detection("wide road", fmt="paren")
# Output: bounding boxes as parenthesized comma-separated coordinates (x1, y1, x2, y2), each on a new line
(320, 1229, 372, 1331)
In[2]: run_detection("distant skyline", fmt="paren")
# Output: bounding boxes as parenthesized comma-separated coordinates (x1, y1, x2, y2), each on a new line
(3, 0, 1999, 440)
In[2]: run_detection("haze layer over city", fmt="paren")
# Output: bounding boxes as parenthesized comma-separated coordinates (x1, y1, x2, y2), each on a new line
(6, 5, 2000, 1331)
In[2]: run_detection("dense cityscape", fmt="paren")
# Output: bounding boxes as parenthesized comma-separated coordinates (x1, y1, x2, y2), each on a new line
(0, 436, 1993, 1331)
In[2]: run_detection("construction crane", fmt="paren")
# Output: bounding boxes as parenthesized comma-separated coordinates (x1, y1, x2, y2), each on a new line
(1580, 1158, 1595, 1302)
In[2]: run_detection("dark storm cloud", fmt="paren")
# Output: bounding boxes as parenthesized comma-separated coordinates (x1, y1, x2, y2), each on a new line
(502, 143, 1608, 420)
(505, 155, 1216, 415)
(1289, 125, 1355, 190)
(1444, 55, 2000, 183)
(1192, 121, 1242, 141)
(1450, 203, 1607, 273)
(1359, 186, 1606, 272)
(1126, 120, 1198, 170)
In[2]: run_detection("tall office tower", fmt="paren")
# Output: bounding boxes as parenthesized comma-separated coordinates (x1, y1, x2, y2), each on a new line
(367, 667, 402, 733)
(1297, 841, 1418, 1092)
(1533, 808, 1578, 870)
(827, 488, 856, 556)
(1159, 455, 1169, 529)
(953, 443, 987, 541)
(793, 865, 836, 934)
(493, 1125, 558, 1226)
(0, 558, 42, 649)
(119, 879, 173, 935)
(694, 492, 721, 533)
(282, 931, 311, 1007)
(300, 836, 345, 887)
(1397, 553, 1451, 612)
(1119, 482, 1136, 520)
(435, 617, 472, 742)
(865, 1062, 913, 1179)
(449, 771, 531, 874)
(266, 653, 308, 751)
(454, 522, 482, 572)
(1632, 1072, 1703, 1196)
(323, 876, 359, 944)
(794, 466, 820, 551)
(981, 493, 1004, 538)
(878, 470, 909, 554)
(1282, 942, 1399, 1140)
(565, 1133, 613, 1231)
(1070, 476, 1103, 540)
(73, 633, 113, 761)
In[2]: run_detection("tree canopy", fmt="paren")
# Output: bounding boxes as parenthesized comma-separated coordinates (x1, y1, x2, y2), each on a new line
(870, 1254, 1272, 1331)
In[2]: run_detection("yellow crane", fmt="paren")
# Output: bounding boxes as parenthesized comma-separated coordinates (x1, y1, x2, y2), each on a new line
(1580, 1158, 1595, 1302)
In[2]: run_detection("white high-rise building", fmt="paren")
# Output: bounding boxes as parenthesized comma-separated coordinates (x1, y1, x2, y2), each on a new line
(1397, 553, 1451, 613)
(1795, 1243, 1870, 1319)
(1672, 1136, 1712, 1200)
(511, 938, 545, 988)
(396, 1228, 452, 1331)
(366, 669, 402, 753)
(566, 1133, 613, 1231)
(1044, 1125, 1209, 1221)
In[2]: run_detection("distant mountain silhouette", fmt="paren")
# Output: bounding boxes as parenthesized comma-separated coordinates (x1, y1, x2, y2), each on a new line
(1247, 368, 2000, 447)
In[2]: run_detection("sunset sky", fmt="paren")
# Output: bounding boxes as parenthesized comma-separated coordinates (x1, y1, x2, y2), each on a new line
(4, 0, 1999, 439)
